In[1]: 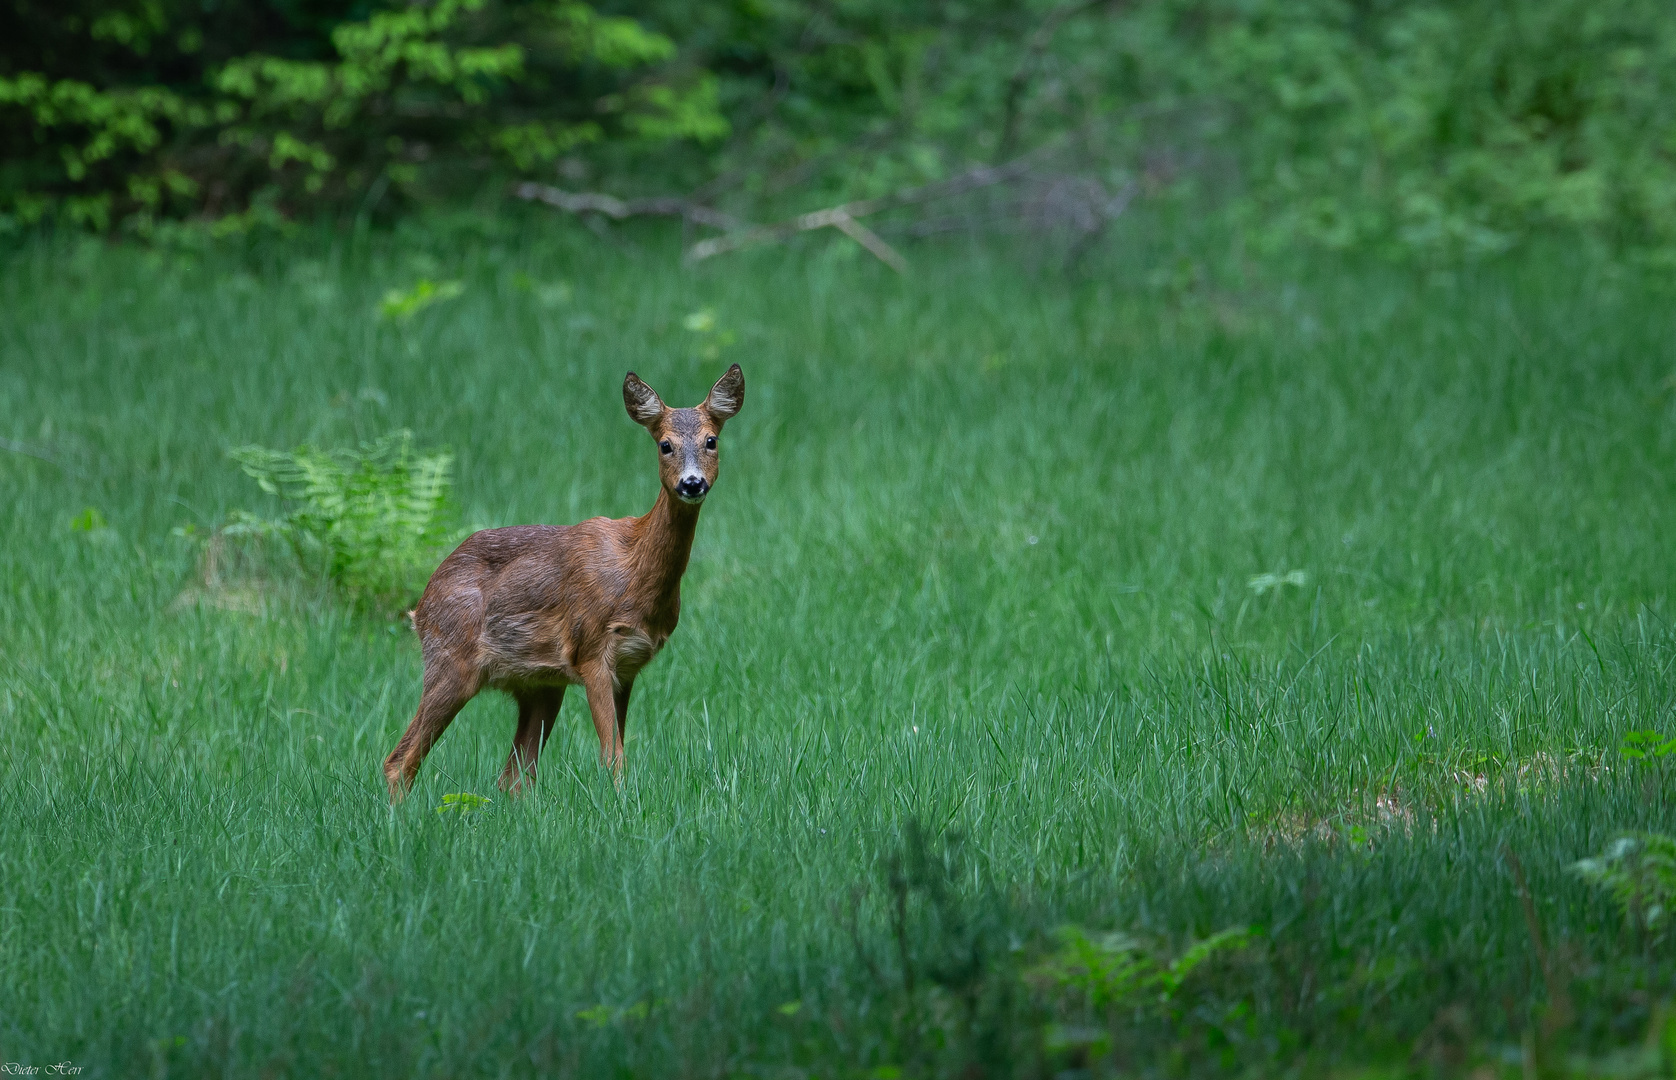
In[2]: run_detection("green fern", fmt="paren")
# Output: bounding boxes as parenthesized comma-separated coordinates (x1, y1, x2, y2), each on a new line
(1030, 924, 1256, 1011)
(1572, 833, 1676, 933)
(225, 430, 457, 606)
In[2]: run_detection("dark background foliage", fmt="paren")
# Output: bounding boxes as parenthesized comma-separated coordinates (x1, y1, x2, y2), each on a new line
(3, 0, 1673, 256)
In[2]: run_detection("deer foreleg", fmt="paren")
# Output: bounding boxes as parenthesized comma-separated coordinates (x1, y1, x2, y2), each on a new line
(582, 668, 624, 776)
(499, 687, 565, 794)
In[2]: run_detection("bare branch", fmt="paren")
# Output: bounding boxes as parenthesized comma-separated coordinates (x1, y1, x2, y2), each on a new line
(516, 132, 1135, 272)
(686, 153, 1046, 263)
(513, 183, 739, 231)
(830, 213, 908, 273)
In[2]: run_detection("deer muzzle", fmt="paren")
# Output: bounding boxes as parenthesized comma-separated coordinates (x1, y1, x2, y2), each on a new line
(675, 475, 710, 502)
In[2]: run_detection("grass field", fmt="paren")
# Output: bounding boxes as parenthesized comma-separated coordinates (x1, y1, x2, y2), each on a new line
(3, 216, 1676, 1077)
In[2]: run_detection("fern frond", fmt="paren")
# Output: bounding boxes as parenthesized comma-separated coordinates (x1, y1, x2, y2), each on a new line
(223, 429, 458, 607)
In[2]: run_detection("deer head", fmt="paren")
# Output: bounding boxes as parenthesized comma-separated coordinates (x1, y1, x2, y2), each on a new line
(623, 364, 744, 504)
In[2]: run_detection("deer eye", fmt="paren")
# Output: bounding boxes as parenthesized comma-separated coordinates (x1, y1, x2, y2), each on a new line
(705, 436, 717, 450)
(659, 440, 673, 455)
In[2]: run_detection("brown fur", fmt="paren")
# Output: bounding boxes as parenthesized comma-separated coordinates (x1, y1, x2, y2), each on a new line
(382, 365, 745, 800)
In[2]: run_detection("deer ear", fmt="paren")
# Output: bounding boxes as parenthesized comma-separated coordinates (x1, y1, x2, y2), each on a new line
(623, 372, 665, 428)
(702, 364, 744, 422)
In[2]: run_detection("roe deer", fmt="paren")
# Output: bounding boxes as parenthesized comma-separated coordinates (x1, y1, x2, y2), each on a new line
(382, 364, 745, 800)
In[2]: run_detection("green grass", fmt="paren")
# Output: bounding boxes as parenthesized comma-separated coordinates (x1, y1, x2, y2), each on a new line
(3, 216, 1676, 1077)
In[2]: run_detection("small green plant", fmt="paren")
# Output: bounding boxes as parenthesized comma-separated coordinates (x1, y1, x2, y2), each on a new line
(69, 506, 107, 532)
(69, 505, 118, 545)
(575, 999, 659, 1027)
(379, 279, 464, 321)
(1620, 730, 1676, 762)
(435, 792, 491, 816)
(224, 430, 457, 606)
(1572, 833, 1676, 933)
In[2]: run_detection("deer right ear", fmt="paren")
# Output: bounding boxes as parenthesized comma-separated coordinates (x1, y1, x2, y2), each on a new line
(623, 372, 666, 428)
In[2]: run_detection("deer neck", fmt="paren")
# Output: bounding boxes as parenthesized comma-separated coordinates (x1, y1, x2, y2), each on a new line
(629, 488, 701, 616)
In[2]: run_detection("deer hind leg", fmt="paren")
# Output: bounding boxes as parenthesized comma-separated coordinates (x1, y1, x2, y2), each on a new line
(613, 680, 632, 757)
(499, 686, 564, 794)
(384, 654, 479, 802)
(582, 667, 626, 777)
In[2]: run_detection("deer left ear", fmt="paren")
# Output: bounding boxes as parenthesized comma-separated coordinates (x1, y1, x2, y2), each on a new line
(702, 364, 744, 423)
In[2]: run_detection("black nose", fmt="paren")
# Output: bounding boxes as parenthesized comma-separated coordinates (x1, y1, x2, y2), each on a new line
(677, 477, 709, 498)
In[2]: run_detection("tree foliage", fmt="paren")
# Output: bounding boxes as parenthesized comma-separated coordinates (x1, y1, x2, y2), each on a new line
(0, 0, 724, 230)
(2, 0, 1673, 256)
(1187, 0, 1676, 255)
